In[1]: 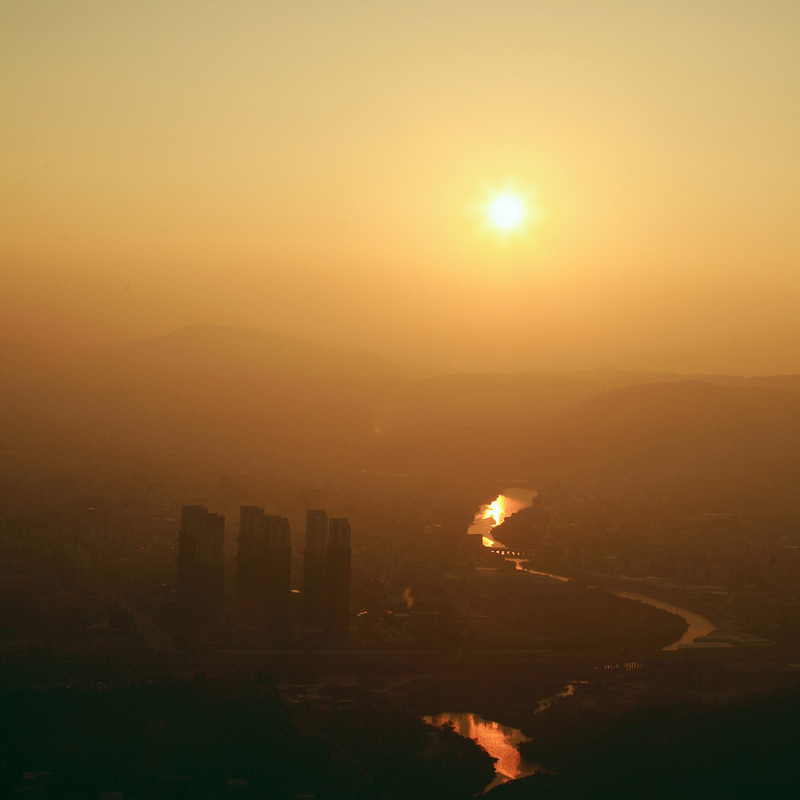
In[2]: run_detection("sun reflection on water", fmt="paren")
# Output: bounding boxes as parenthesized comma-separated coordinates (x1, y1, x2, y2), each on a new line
(469, 488, 537, 548)
(424, 712, 538, 789)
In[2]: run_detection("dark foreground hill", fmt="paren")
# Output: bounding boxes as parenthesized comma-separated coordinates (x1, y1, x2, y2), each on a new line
(488, 685, 800, 800)
(1, 678, 494, 800)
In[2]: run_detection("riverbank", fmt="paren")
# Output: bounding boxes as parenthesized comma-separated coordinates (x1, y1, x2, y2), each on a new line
(579, 573, 727, 629)
(614, 590, 715, 649)
(508, 565, 722, 649)
(424, 711, 539, 791)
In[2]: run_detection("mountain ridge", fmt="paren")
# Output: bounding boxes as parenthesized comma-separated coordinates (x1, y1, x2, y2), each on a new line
(2, 325, 800, 502)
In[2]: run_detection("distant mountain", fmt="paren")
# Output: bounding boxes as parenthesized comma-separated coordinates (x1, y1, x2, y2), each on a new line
(2, 326, 800, 502)
(0, 338, 55, 385)
(554, 380, 800, 475)
(0, 325, 417, 467)
(366, 380, 800, 496)
(69, 323, 417, 380)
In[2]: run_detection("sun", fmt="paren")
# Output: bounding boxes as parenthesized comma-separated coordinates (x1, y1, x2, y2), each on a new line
(469, 181, 546, 242)
(488, 194, 525, 231)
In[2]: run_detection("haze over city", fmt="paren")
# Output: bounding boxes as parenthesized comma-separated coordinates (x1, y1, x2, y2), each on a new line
(3, 1, 800, 373)
(3, 4, 800, 800)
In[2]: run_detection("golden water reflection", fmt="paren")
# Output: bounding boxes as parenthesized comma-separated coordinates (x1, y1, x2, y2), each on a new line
(468, 488, 537, 548)
(423, 712, 539, 790)
(615, 591, 717, 650)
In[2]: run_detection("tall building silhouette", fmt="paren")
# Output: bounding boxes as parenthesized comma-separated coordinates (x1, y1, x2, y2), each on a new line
(236, 506, 292, 642)
(325, 517, 352, 641)
(178, 505, 224, 622)
(302, 509, 328, 623)
(236, 505, 263, 602)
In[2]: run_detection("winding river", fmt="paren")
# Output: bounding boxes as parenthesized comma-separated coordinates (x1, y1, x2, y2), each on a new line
(424, 583, 717, 790)
(471, 488, 717, 650)
(424, 712, 538, 791)
(424, 684, 579, 791)
(614, 590, 716, 650)
(424, 585, 715, 790)
(430, 490, 720, 790)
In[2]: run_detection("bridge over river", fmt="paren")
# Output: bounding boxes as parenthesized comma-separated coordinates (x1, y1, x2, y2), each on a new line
(485, 547, 538, 559)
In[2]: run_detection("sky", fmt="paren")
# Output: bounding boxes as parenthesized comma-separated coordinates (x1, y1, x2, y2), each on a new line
(2, 1, 799, 374)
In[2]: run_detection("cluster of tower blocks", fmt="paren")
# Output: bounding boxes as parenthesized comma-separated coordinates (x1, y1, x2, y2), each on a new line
(177, 505, 351, 643)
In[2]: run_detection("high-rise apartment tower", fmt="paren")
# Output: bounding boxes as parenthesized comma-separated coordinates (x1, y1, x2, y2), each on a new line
(177, 505, 225, 622)
(236, 505, 292, 642)
(302, 509, 328, 623)
(325, 517, 352, 642)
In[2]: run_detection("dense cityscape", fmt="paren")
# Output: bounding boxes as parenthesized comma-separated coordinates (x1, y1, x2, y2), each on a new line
(3, 449, 800, 797)
(4, 2, 800, 798)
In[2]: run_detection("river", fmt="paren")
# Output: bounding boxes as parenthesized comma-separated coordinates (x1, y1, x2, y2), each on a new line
(424, 576, 714, 790)
(512, 566, 715, 649)
(471, 488, 717, 649)
(424, 712, 539, 792)
(424, 711, 538, 791)
(431, 491, 718, 789)
(424, 683, 579, 791)
(613, 590, 716, 650)
(424, 584, 716, 791)
(468, 488, 538, 547)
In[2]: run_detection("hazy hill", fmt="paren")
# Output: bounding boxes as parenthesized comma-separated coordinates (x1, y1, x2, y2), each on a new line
(553, 380, 800, 476)
(69, 323, 417, 380)
(367, 380, 800, 496)
(0, 338, 55, 386)
(0, 325, 418, 469)
(2, 326, 800, 501)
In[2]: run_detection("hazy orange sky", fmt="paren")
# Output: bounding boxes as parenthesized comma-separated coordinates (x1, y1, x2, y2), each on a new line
(2, 2, 799, 373)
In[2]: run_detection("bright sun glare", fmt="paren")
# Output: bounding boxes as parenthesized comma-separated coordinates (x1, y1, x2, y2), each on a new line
(483, 498, 506, 527)
(488, 194, 525, 230)
(480, 497, 508, 546)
